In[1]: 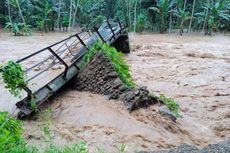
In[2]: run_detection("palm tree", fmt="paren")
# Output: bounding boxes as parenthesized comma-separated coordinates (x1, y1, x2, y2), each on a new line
(174, 8, 191, 35)
(149, 0, 174, 33)
(200, 0, 230, 35)
(188, 0, 196, 33)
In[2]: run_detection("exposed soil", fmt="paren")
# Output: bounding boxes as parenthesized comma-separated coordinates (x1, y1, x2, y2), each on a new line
(0, 31, 229, 152)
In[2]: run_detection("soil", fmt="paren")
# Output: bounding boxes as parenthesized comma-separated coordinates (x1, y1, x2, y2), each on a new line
(0, 31, 229, 152)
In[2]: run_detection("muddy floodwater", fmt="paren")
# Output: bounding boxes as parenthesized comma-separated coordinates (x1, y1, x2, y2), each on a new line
(0, 31, 230, 152)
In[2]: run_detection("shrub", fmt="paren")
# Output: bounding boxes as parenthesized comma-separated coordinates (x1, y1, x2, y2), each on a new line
(0, 60, 27, 98)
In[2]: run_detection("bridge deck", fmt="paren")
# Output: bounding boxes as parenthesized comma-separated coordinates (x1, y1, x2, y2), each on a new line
(12, 19, 128, 117)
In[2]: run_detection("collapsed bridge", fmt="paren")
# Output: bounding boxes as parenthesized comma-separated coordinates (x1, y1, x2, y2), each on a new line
(2, 18, 130, 117)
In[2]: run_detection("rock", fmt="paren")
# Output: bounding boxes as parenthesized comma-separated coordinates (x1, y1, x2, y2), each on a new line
(159, 107, 177, 122)
(108, 72, 118, 78)
(139, 139, 230, 153)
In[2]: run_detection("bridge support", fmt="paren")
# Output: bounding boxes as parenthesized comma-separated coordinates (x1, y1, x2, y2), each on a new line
(111, 34, 130, 53)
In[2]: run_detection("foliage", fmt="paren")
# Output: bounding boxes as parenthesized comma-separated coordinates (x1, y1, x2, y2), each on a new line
(159, 94, 181, 118)
(149, 0, 174, 33)
(1, 0, 230, 34)
(0, 112, 36, 153)
(44, 142, 89, 153)
(203, 1, 230, 34)
(173, 8, 191, 35)
(0, 60, 27, 97)
(136, 13, 146, 33)
(5, 22, 31, 35)
(118, 144, 126, 153)
(82, 42, 135, 88)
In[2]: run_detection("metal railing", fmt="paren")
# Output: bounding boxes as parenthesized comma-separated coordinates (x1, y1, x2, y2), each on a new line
(0, 17, 128, 113)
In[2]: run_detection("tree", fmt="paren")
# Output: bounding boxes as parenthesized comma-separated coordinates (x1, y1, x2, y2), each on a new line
(149, 0, 174, 33)
(188, 0, 196, 33)
(174, 7, 191, 35)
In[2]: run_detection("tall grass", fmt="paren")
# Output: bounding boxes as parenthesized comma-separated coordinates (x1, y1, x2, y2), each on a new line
(82, 41, 136, 88)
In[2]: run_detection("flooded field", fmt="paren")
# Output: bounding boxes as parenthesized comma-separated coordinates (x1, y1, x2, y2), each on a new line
(0, 31, 229, 152)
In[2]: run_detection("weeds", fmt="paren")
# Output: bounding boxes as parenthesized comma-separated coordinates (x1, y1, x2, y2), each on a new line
(118, 144, 126, 153)
(82, 41, 135, 88)
(0, 112, 36, 153)
(159, 94, 181, 118)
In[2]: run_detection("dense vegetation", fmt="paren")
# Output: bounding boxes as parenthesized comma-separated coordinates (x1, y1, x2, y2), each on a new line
(0, 0, 229, 35)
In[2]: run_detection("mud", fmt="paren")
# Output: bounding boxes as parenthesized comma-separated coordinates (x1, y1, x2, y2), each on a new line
(0, 31, 230, 152)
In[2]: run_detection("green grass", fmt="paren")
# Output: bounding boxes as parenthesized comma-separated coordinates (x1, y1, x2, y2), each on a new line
(0, 112, 36, 153)
(159, 94, 181, 118)
(82, 41, 135, 88)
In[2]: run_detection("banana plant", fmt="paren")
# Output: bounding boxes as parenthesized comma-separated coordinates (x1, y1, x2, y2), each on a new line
(32, 0, 58, 32)
(4, 22, 28, 36)
(206, 1, 230, 33)
(197, 0, 230, 35)
(149, 0, 175, 33)
(173, 8, 191, 35)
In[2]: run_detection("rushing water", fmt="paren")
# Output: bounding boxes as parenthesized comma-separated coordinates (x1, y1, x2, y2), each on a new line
(0, 31, 229, 152)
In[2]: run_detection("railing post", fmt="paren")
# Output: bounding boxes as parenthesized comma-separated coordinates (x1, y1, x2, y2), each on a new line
(117, 17, 122, 34)
(93, 27, 106, 43)
(75, 34, 89, 50)
(47, 47, 69, 78)
(107, 20, 116, 40)
(125, 16, 129, 29)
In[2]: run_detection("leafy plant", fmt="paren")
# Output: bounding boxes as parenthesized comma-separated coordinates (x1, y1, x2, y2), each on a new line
(82, 41, 135, 88)
(5, 22, 22, 36)
(149, 0, 174, 33)
(96, 145, 105, 153)
(159, 94, 181, 118)
(173, 8, 191, 35)
(5, 22, 31, 36)
(0, 112, 36, 153)
(136, 14, 146, 33)
(0, 60, 27, 98)
(118, 144, 126, 153)
(44, 141, 89, 153)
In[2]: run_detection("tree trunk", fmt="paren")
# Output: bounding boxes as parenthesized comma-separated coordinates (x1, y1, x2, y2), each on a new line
(183, 0, 187, 11)
(169, 5, 173, 34)
(72, 0, 80, 30)
(188, 0, 196, 33)
(128, 0, 132, 30)
(7, 0, 12, 23)
(68, 0, 73, 32)
(57, 0, 61, 30)
(133, 0, 138, 32)
(202, 0, 209, 33)
(16, 0, 26, 24)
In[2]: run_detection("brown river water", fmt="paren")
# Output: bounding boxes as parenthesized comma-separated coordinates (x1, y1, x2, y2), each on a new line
(0, 31, 229, 152)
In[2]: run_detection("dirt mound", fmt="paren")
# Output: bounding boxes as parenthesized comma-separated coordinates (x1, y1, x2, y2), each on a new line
(71, 52, 158, 111)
